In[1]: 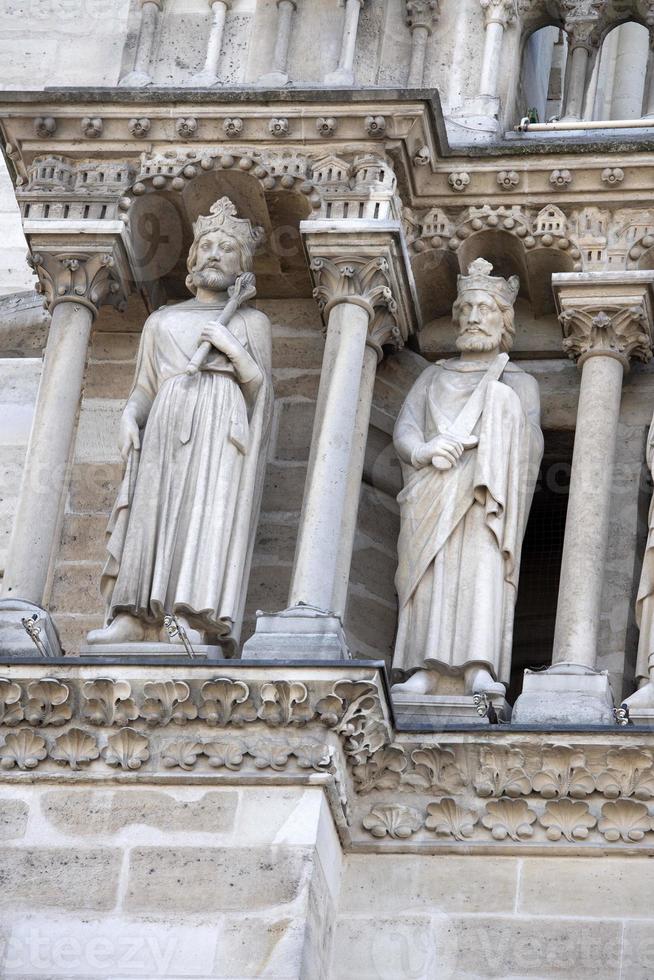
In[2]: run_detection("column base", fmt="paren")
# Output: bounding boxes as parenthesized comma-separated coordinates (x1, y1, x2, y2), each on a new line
(79, 641, 225, 661)
(392, 692, 511, 729)
(512, 663, 616, 726)
(0, 599, 62, 658)
(241, 605, 351, 661)
(323, 68, 354, 86)
(186, 70, 220, 87)
(256, 70, 290, 87)
(118, 70, 154, 88)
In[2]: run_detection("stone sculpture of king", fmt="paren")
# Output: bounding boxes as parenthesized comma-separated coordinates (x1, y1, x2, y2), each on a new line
(87, 197, 273, 653)
(391, 258, 543, 699)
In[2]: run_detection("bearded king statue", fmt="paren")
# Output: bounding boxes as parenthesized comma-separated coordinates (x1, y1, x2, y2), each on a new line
(391, 258, 543, 700)
(87, 197, 273, 654)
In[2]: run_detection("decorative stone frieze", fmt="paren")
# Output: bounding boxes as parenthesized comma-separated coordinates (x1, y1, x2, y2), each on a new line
(364, 115, 386, 138)
(482, 798, 537, 841)
(363, 804, 423, 839)
(269, 117, 289, 137)
(223, 116, 243, 137)
(34, 116, 56, 138)
(128, 116, 151, 138)
(550, 168, 573, 188)
(601, 167, 624, 185)
(448, 171, 470, 191)
(176, 116, 198, 139)
(425, 798, 478, 840)
(497, 169, 519, 189)
(539, 799, 597, 841)
(316, 116, 337, 137)
(81, 116, 103, 139)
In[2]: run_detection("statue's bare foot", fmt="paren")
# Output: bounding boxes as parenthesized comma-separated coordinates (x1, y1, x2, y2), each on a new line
(392, 669, 439, 696)
(622, 680, 654, 710)
(87, 614, 145, 645)
(465, 666, 505, 697)
(159, 616, 205, 646)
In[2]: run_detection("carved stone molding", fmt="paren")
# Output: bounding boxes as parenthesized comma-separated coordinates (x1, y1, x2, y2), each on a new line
(480, 0, 517, 27)
(561, 0, 609, 49)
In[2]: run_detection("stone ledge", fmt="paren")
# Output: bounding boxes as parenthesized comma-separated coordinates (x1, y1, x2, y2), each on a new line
(1, 661, 654, 854)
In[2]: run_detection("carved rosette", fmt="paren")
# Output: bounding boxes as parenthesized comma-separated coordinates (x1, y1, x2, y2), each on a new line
(560, 305, 653, 367)
(309, 254, 402, 356)
(405, 0, 439, 32)
(28, 250, 127, 316)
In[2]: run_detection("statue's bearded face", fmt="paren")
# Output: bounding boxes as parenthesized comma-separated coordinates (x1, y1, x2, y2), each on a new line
(192, 230, 242, 292)
(455, 288, 504, 353)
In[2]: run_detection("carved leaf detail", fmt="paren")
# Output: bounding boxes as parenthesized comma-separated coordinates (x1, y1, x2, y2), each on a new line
(539, 799, 597, 842)
(161, 740, 204, 771)
(363, 804, 423, 839)
(24, 679, 72, 726)
(352, 745, 407, 794)
(482, 798, 537, 841)
(203, 738, 247, 770)
(258, 681, 313, 726)
(316, 680, 389, 764)
(50, 728, 99, 770)
(0, 679, 23, 726)
(103, 728, 150, 770)
(405, 745, 465, 793)
(598, 800, 653, 843)
(140, 680, 198, 726)
(284, 738, 333, 771)
(474, 747, 531, 798)
(246, 736, 297, 771)
(0, 729, 47, 770)
(425, 798, 478, 840)
(199, 678, 257, 726)
(595, 748, 654, 800)
(532, 745, 594, 799)
(82, 679, 138, 726)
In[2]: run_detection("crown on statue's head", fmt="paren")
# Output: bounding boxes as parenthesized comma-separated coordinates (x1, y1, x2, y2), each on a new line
(192, 197, 265, 262)
(457, 257, 519, 306)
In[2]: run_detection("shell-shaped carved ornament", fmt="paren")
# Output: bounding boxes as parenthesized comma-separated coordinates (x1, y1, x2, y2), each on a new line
(363, 804, 423, 839)
(140, 680, 198, 726)
(103, 728, 150, 771)
(539, 799, 597, 842)
(482, 798, 537, 841)
(425, 798, 478, 840)
(598, 799, 653, 843)
(203, 737, 247, 770)
(0, 729, 47, 770)
(199, 678, 257, 726)
(82, 678, 138, 726)
(258, 681, 313, 726)
(50, 728, 100, 770)
(162, 740, 204, 771)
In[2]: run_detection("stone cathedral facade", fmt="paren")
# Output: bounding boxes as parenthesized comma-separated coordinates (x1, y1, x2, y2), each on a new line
(5, 0, 654, 977)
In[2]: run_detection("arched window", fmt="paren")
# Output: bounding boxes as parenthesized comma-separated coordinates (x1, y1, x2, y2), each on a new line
(519, 26, 567, 123)
(589, 21, 649, 120)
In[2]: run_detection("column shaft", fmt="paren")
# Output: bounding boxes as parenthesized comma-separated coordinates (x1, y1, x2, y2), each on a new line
(643, 40, 654, 116)
(564, 45, 590, 120)
(288, 301, 370, 612)
(552, 354, 624, 667)
(120, 0, 162, 86)
(325, 0, 362, 84)
(272, 0, 294, 73)
(332, 343, 377, 619)
(479, 20, 504, 97)
(204, 0, 228, 76)
(2, 301, 94, 604)
(407, 24, 429, 87)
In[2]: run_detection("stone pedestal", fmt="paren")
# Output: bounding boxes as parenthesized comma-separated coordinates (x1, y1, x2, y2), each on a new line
(0, 599, 62, 658)
(393, 692, 511, 728)
(512, 663, 615, 726)
(79, 641, 225, 661)
(242, 606, 350, 661)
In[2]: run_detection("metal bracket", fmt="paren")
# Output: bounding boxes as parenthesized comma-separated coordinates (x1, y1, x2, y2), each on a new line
(21, 613, 52, 658)
(163, 614, 196, 659)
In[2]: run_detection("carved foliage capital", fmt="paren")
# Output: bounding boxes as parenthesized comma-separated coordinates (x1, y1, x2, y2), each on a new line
(480, 0, 517, 27)
(405, 0, 440, 32)
(560, 304, 653, 366)
(28, 249, 127, 316)
(309, 254, 402, 353)
(561, 0, 608, 49)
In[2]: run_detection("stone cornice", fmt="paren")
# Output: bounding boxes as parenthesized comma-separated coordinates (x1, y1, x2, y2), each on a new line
(4, 662, 654, 854)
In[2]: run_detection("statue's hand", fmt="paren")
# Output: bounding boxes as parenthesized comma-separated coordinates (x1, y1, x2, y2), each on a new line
(119, 410, 140, 462)
(426, 432, 478, 469)
(200, 320, 237, 357)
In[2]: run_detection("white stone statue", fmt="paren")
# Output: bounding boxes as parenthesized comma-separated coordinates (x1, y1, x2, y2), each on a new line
(391, 258, 543, 698)
(87, 197, 273, 651)
(625, 418, 654, 709)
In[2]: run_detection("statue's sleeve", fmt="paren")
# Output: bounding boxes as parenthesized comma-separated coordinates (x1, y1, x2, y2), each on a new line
(646, 416, 654, 474)
(128, 313, 159, 406)
(394, 370, 431, 465)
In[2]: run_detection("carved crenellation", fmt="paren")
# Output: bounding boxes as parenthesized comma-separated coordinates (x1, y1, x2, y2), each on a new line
(20, 156, 137, 223)
(560, 303, 653, 365)
(28, 249, 128, 316)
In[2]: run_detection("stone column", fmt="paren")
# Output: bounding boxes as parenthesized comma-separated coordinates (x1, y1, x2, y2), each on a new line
(0, 241, 128, 654)
(610, 22, 650, 119)
(560, 4, 606, 121)
(119, 0, 164, 88)
(478, 0, 515, 98)
(257, 0, 298, 87)
(324, 0, 365, 87)
(243, 222, 415, 661)
(189, 0, 232, 86)
(513, 272, 654, 725)
(643, 31, 654, 116)
(405, 1, 439, 87)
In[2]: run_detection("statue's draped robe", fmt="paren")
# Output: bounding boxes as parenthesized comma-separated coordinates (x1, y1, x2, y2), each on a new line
(101, 300, 272, 648)
(393, 360, 543, 682)
(636, 418, 654, 682)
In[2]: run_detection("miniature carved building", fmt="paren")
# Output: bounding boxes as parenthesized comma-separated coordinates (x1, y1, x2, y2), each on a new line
(3, 1, 654, 977)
